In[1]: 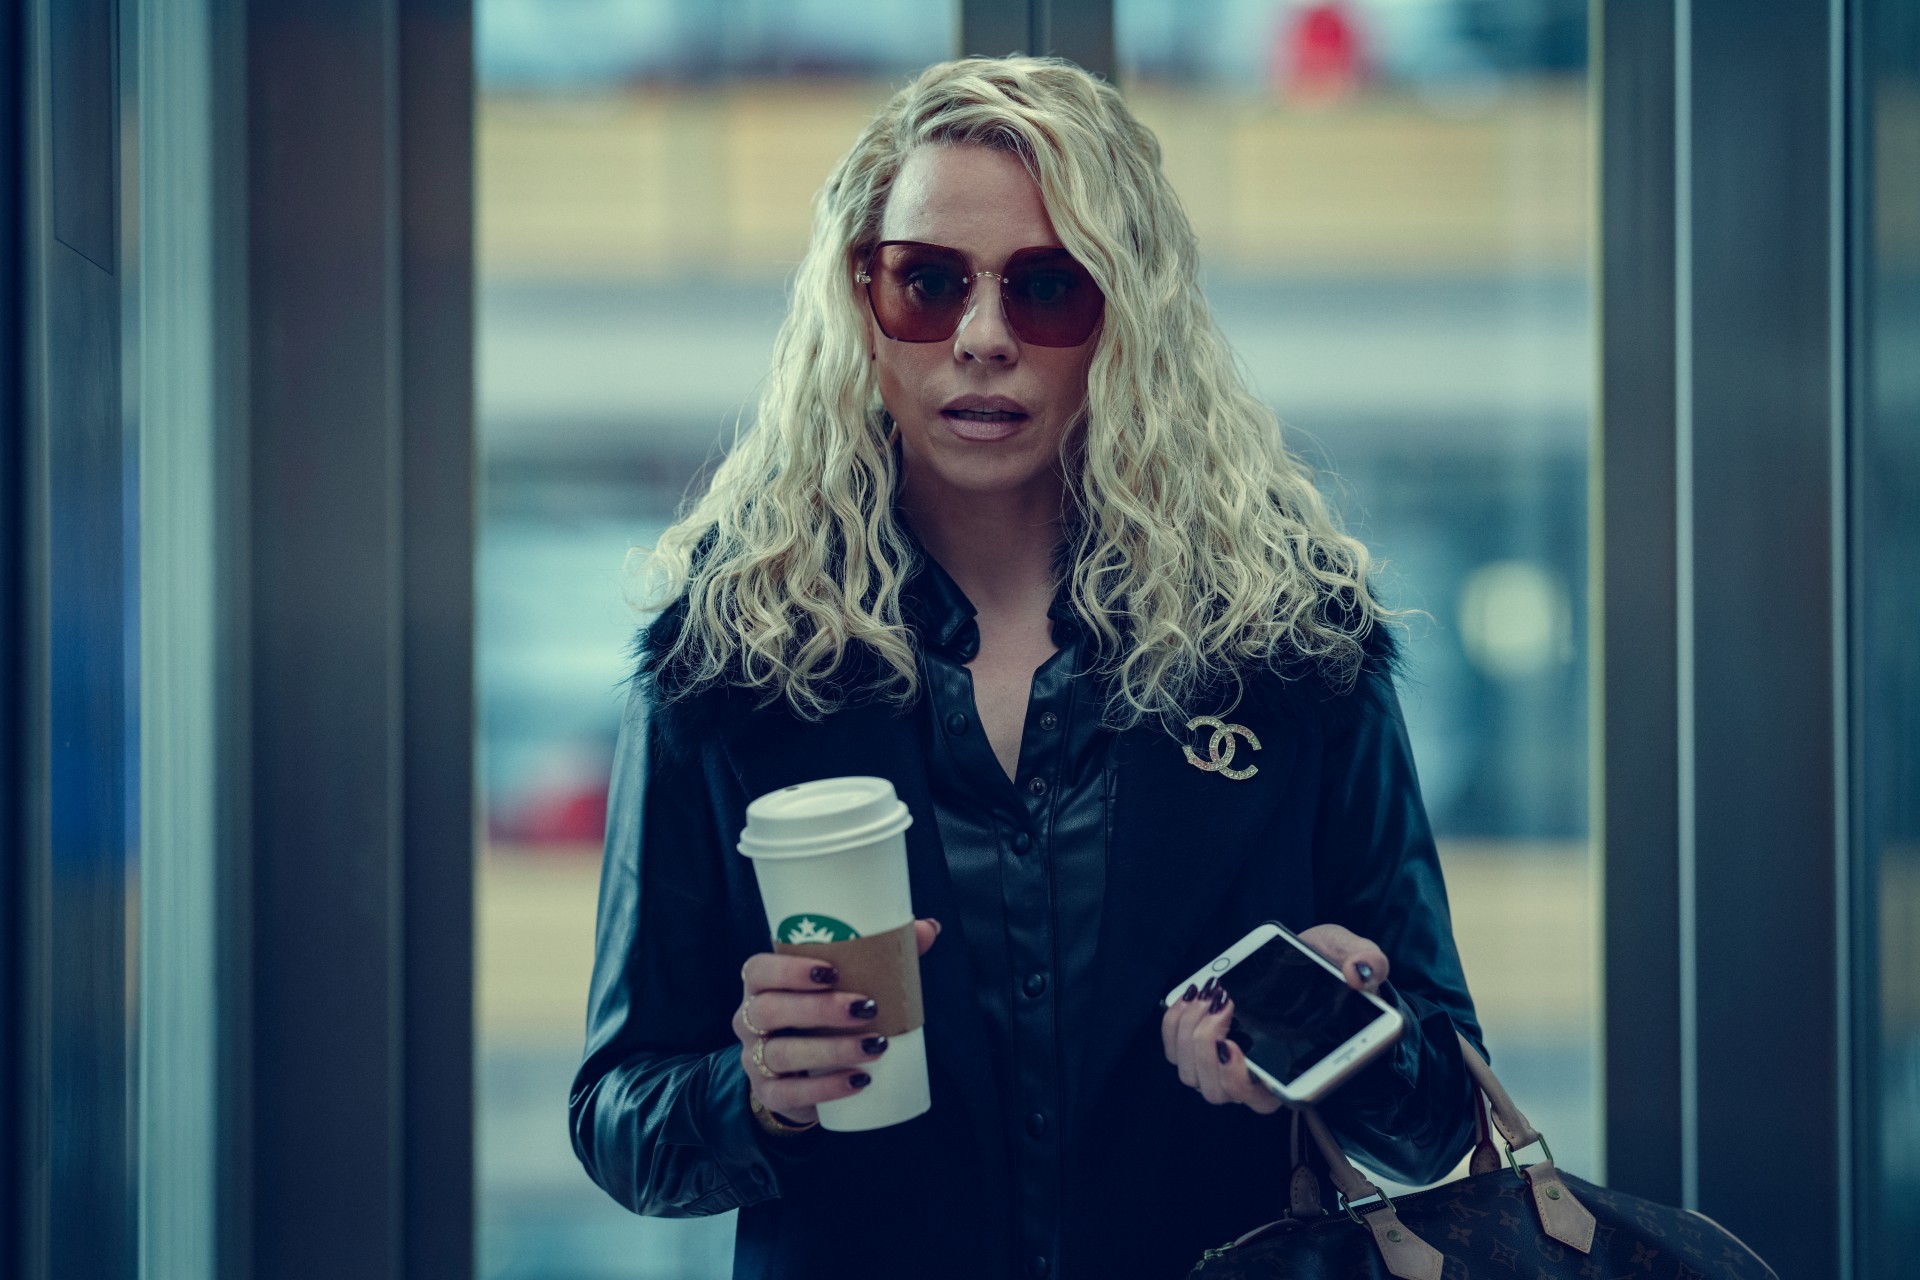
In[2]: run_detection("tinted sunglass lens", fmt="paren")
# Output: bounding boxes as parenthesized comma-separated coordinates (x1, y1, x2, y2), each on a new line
(872, 245, 968, 342)
(865, 243, 1104, 346)
(1003, 251, 1103, 347)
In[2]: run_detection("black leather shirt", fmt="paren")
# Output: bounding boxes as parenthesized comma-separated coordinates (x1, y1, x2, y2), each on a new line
(571, 551, 1487, 1279)
(902, 551, 1111, 1276)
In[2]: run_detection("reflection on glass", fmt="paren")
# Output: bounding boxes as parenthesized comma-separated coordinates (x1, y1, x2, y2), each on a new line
(1116, 0, 1596, 1185)
(475, 3, 955, 1276)
(1858, 3, 1920, 1273)
(478, 1, 1595, 1267)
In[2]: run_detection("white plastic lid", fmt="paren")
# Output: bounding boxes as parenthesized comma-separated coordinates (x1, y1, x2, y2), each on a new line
(736, 776, 913, 860)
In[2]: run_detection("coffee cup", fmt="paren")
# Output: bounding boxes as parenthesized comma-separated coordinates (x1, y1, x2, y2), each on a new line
(737, 776, 930, 1131)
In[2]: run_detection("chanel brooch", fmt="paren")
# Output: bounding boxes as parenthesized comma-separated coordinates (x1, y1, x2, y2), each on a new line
(1183, 714, 1262, 781)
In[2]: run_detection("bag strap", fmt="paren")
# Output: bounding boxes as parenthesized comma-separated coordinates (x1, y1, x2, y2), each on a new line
(1454, 1030, 1541, 1151)
(1453, 1032, 1595, 1251)
(1467, 1076, 1503, 1176)
(1286, 1109, 1325, 1220)
(1292, 1030, 1597, 1267)
(1299, 1109, 1445, 1280)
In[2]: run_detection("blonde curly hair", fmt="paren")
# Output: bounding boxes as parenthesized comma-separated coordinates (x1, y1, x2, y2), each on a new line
(641, 55, 1393, 728)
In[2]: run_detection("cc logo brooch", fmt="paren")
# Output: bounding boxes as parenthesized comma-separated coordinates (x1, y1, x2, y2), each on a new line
(1183, 715, 1262, 781)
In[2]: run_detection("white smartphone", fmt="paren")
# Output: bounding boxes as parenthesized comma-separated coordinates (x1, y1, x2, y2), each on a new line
(1161, 921, 1405, 1105)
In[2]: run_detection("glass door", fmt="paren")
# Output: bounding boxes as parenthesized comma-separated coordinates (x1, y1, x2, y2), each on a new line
(473, 5, 958, 1276)
(1116, 0, 1598, 1182)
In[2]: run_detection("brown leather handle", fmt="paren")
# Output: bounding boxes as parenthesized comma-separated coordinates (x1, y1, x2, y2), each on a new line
(1284, 1110, 1324, 1220)
(1295, 1033, 1530, 1198)
(1296, 1030, 1594, 1264)
(1299, 1107, 1380, 1205)
(1299, 1110, 1445, 1280)
(1454, 1030, 1542, 1152)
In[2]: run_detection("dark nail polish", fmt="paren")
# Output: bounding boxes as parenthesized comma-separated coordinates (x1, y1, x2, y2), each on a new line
(849, 1072, 872, 1088)
(861, 1035, 889, 1055)
(811, 965, 838, 985)
(849, 998, 878, 1020)
(1199, 976, 1217, 997)
(1216, 1040, 1231, 1064)
(1181, 984, 1199, 1002)
(1356, 962, 1374, 983)
(1208, 988, 1228, 1014)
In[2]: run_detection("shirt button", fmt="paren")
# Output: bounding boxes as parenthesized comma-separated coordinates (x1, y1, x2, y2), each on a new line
(945, 711, 968, 735)
(1023, 972, 1048, 998)
(1011, 832, 1032, 855)
(1026, 1111, 1048, 1138)
(1027, 776, 1048, 797)
(1027, 1256, 1050, 1279)
(1038, 711, 1059, 731)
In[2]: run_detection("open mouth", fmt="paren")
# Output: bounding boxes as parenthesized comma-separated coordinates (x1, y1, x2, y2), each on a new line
(939, 395, 1031, 438)
(943, 409, 1027, 424)
(939, 408, 1028, 440)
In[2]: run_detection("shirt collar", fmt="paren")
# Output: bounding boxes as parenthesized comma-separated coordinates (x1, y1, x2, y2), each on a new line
(896, 520, 1085, 661)
(901, 539, 982, 661)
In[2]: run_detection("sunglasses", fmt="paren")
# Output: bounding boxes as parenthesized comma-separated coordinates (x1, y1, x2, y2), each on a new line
(855, 240, 1105, 348)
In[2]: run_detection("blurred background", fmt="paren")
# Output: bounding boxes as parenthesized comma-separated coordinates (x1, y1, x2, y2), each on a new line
(8, 1, 1913, 1278)
(471, 2, 1596, 1274)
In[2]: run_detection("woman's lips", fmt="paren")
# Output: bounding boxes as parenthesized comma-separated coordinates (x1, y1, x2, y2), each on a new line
(940, 408, 1028, 441)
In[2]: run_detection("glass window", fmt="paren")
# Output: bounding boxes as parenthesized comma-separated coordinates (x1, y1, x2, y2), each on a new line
(1117, 0, 1597, 1183)
(1855, 2, 1920, 1272)
(474, 4, 955, 1276)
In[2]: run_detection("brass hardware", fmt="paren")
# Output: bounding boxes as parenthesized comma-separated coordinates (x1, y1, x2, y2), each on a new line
(1504, 1132, 1555, 1174)
(1338, 1189, 1398, 1228)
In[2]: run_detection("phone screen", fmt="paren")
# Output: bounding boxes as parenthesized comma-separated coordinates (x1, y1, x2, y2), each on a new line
(1227, 934, 1385, 1087)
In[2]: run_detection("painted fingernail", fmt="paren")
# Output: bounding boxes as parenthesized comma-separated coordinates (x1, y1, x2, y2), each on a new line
(849, 1072, 872, 1089)
(1199, 976, 1217, 997)
(1208, 988, 1228, 1014)
(849, 998, 878, 1020)
(1216, 1041, 1231, 1064)
(1356, 962, 1374, 983)
(811, 965, 838, 985)
(861, 1035, 889, 1055)
(1182, 984, 1199, 1002)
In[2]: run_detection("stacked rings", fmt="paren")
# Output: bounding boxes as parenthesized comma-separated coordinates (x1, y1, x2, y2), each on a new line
(740, 994, 767, 1036)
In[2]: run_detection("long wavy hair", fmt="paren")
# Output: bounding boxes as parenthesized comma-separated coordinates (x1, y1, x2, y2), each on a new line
(641, 55, 1393, 728)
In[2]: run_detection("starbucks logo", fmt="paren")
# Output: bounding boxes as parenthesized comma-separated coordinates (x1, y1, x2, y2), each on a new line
(777, 915, 860, 944)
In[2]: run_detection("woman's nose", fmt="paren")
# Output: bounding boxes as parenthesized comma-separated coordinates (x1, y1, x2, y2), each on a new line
(952, 277, 1019, 363)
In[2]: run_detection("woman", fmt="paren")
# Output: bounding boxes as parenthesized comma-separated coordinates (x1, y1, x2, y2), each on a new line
(570, 56, 1483, 1280)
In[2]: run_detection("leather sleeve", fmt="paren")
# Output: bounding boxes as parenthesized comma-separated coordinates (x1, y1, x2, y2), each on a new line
(1307, 672, 1486, 1186)
(568, 687, 819, 1217)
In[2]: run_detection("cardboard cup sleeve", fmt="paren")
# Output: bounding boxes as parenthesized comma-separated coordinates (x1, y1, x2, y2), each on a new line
(775, 921, 924, 1038)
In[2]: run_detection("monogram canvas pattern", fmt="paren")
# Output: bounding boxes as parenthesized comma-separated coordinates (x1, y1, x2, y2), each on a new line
(1188, 1169, 1777, 1280)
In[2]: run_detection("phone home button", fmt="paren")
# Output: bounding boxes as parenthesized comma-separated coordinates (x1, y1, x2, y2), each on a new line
(1210, 957, 1231, 972)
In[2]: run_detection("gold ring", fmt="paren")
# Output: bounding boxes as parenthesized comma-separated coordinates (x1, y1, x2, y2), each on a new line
(752, 1035, 779, 1080)
(740, 995, 767, 1037)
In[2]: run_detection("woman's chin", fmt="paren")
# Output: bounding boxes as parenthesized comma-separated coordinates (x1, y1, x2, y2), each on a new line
(909, 459, 1064, 510)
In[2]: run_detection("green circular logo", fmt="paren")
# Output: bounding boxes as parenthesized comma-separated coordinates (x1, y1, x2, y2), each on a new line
(777, 914, 860, 944)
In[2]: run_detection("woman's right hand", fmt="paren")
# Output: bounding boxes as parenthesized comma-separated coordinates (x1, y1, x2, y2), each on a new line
(732, 918, 940, 1126)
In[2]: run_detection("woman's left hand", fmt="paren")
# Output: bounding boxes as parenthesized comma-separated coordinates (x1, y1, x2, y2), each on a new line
(1160, 923, 1389, 1114)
